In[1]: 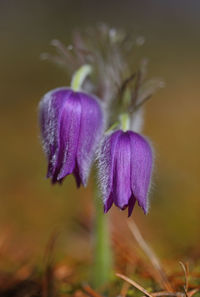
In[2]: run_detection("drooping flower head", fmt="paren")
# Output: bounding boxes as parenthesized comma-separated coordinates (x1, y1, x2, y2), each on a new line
(98, 129, 153, 216)
(39, 87, 104, 187)
(39, 26, 162, 217)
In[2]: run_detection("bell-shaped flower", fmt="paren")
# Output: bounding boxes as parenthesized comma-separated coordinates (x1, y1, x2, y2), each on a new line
(39, 87, 104, 186)
(98, 130, 153, 216)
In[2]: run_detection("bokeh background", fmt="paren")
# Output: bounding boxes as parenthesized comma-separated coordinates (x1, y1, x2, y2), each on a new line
(1, 0, 200, 272)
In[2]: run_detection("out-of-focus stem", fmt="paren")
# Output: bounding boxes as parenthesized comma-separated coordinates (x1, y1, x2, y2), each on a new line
(71, 64, 92, 91)
(120, 113, 130, 131)
(92, 188, 112, 289)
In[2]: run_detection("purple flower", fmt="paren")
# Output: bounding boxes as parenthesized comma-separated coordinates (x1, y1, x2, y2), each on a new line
(98, 130, 153, 216)
(39, 87, 104, 186)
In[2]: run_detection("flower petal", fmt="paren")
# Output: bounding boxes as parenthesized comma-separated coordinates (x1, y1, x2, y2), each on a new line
(128, 131, 153, 214)
(76, 92, 104, 186)
(56, 91, 82, 181)
(97, 130, 122, 206)
(104, 192, 113, 213)
(39, 88, 104, 186)
(128, 195, 136, 217)
(112, 132, 132, 210)
(39, 88, 73, 180)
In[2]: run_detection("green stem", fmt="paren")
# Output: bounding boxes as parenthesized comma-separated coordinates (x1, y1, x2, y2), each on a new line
(120, 113, 130, 131)
(71, 64, 92, 91)
(93, 188, 112, 289)
(106, 121, 119, 134)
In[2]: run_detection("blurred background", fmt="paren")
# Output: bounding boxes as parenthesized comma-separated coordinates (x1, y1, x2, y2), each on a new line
(0, 0, 200, 274)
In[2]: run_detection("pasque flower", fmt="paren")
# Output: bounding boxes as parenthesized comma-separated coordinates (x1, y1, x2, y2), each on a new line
(38, 27, 160, 287)
(39, 87, 104, 186)
(98, 129, 153, 216)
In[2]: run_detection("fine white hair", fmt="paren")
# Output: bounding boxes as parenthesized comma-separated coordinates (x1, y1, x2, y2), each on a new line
(130, 108, 144, 133)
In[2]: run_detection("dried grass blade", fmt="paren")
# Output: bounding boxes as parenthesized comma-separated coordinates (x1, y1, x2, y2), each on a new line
(116, 272, 154, 297)
(128, 219, 173, 292)
(179, 261, 189, 294)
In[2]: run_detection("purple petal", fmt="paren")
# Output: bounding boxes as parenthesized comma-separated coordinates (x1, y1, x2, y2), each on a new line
(98, 129, 153, 216)
(128, 195, 136, 217)
(39, 88, 73, 179)
(76, 92, 104, 186)
(56, 92, 82, 180)
(128, 131, 153, 214)
(97, 130, 122, 207)
(73, 160, 82, 188)
(39, 88, 104, 186)
(111, 132, 132, 210)
(104, 193, 113, 213)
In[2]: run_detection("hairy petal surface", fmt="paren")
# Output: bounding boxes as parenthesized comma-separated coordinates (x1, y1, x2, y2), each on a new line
(98, 129, 153, 216)
(112, 132, 132, 210)
(128, 131, 153, 214)
(56, 92, 82, 181)
(39, 87, 104, 186)
(97, 130, 122, 212)
(39, 88, 72, 179)
(76, 92, 104, 186)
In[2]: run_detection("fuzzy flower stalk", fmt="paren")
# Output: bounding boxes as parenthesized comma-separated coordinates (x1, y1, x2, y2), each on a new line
(39, 24, 163, 288)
